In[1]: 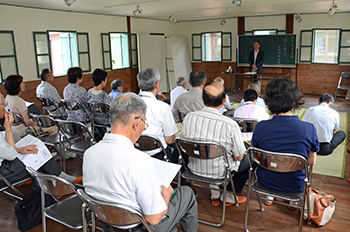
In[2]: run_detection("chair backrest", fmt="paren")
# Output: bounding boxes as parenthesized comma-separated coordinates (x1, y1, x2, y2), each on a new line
(247, 147, 308, 174)
(77, 189, 153, 231)
(37, 97, 59, 113)
(88, 102, 110, 114)
(232, 117, 259, 133)
(61, 99, 84, 111)
(175, 138, 227, 161)
(12, 113, 36, 135)
(341, 72, 350, 79)
(26, 167, 77, 197)
(135, 134, 168, 160)
(30, 114, 57, 128)
(55, 119, 94, 142)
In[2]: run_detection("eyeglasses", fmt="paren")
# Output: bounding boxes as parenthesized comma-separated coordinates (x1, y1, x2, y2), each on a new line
(135, 117, 149, 130)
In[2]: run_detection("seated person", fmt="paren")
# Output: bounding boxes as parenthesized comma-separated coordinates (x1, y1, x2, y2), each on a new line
(109, 79, 123, 100)
(86, 68, 111, 138)
(240, 83, 266, 110)
(170, 76, 187, 110)
(214, 77, 232, 114)
(180, 81, 249, 206)
(172, 70, 207, 122)
(251, 78, 318, 206)
(304, 93, 346, 156)
(83, 93, 198, 232)
(36, 68, 66, 117)
(0, 94, 81, 191)
(137, 68, 178, 163)
(4, 75, 54, 137)
(63, 67, 91, 122)
(234, 89, 269, 121)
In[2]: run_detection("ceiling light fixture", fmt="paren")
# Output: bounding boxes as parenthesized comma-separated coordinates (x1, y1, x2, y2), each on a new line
(169, 15, 177, 23)
(220, 18, 226, 25)
(329, 0, 338, 16)
(295, 13, 302, 23)
(232, 0, 242, 6)
(64, 0, 76, 6)
(133, 5, 143, 16)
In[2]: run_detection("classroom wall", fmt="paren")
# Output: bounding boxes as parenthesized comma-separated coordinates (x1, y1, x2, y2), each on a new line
(245, 15, 286, 32)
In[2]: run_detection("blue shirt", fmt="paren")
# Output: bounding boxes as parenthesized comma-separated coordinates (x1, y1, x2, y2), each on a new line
(109, 89, 122, 100)
(251, 115, 319, 192)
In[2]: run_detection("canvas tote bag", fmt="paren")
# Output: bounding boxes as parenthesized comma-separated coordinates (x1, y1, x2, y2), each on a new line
(304, 187, 336, 226)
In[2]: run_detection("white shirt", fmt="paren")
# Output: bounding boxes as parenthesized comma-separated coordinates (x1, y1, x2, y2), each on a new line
(304, 103, 340, 143)
(140, 91, 178, 155)
(170, 86, 188, 110)
(83, 133, 167, 222)
(254, 50, 259, 65)
(219, 95, 231, 114)
(234, 101, 269, 121)
(240, 97, 266, 111)
(0, 132, 18, 167)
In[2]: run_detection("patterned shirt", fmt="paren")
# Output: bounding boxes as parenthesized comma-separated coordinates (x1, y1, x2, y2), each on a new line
(180, 107, 246, 179)
(172, 87, 205, 122)
(36, 81, 62, 104)
(63, 83, 90, 122)
(86, 89, 111, 126)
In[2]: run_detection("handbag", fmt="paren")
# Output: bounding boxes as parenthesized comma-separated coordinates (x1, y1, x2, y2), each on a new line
(14, 190, 56, 231)
(304, 187, 336, 226)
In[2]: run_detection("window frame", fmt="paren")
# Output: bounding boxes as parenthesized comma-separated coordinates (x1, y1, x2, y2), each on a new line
(311, 28, 341, 65)
(33, 30, 91, 78)
(339, 29, 350, 64)
(192, 33, 202, 61)
(0, 30, 19, 84)
(299, 30, 313, 63)
(129, 33, 138, 68)
(201, 31, 222, 62)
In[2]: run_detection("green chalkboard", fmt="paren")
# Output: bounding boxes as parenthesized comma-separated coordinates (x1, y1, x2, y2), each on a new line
(238, 35, 297, 66)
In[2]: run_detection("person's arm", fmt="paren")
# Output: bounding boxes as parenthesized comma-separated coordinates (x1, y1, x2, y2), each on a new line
(233, 153, 244, 161)
(158, 93, 167, 100)
(248, 51, 254, 66)
(4, 111, 15, 148)
(307, 151, 317, 166)
(20, 110, 36, 127)
(165, 135, 175, 145)
(256, 51, 265, 67)
(144, 185, 173, 225)
(172, 105, 180, 123)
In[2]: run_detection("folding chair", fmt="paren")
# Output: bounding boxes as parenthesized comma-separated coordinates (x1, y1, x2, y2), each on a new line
(12, 112, 37, 136)
(175, 138, 239, 227)
(335, 72, 350, 100)
(37, 97, 66, 119)
(0, 173, 31, 201)
(88, 102, 111, 138)
(77, 189, 153, 232)
(55, 119, 96, 160)
(60, 99, 91, 124)
(26, 167, 91, 232)
(30, 114, 79, 171)
(232, 117, 259, 133)
(135, 134, 169, 161)
(244, 147, 311, 232)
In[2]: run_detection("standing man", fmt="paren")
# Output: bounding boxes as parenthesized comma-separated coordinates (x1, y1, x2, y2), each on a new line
(83, 93, 198, 232)
(248, 41, 265, 88)
(170, 76, 187, 110)
(304, 93, 346, 155)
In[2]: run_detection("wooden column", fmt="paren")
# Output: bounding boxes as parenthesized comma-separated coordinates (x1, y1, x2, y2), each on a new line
(286, 14, 294, 34)
(237, 17, 245, 35)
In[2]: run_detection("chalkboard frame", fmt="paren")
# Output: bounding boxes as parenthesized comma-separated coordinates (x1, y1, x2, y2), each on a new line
(237, 34, 297, 68)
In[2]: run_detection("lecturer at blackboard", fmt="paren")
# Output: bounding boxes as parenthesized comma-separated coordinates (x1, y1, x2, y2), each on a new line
(248, 41, 265, 74)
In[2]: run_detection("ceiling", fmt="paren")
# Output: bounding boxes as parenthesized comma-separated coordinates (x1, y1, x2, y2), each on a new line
(0, 0, 349, 22)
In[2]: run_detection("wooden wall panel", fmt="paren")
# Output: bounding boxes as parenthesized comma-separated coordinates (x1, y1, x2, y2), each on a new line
(0, 67, 139, 112)
(191, 62, 350, 95)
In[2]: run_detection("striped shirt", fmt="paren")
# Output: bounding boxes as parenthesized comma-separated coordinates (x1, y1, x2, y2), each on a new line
(180, 107, 246, 179)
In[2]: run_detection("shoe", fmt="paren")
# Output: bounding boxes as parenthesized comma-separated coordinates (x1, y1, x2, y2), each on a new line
(264, 196, 278, 206)
(72, 176, 83, 184)
(226, 196, 247, 206)
(211, 199, 220, 206)
(288, 206, 296, 211)
(15, 179, 32, 187)
(348, 178, 350, 183)
(347, 147, 350, 153)
(288, 201, 298, 210)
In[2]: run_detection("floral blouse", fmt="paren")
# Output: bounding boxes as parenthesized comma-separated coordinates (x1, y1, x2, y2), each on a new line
(86, 89, 111, 126)
(63, 83, 90, 122)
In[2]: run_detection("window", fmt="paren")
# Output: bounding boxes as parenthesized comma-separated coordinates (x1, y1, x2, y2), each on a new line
(0, 31, 18, 83)
(192, 32, 231, 62)
(300, 28, 349, 64)
(312, 29, 340, 64)
(33, 31, 91, 77)
(101, 33, 136, 70)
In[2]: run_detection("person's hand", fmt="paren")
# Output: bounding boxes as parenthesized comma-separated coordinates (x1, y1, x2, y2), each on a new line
(252, 64, 257, 70)
(4, 111, 14, 129)
(161, 185, 174, 205)
(17, 145, 38, 154)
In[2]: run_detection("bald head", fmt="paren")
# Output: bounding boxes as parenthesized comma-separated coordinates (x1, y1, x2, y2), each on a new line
(203, 81, 226, 107)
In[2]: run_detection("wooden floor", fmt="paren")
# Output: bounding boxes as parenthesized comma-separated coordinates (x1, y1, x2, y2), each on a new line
(1, 93, 350, 232)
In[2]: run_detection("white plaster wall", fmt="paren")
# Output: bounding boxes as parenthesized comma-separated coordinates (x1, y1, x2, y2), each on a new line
(179, 18, 238, 61)
(245, 15, 286, 32)
(131, 18, 180, 36)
